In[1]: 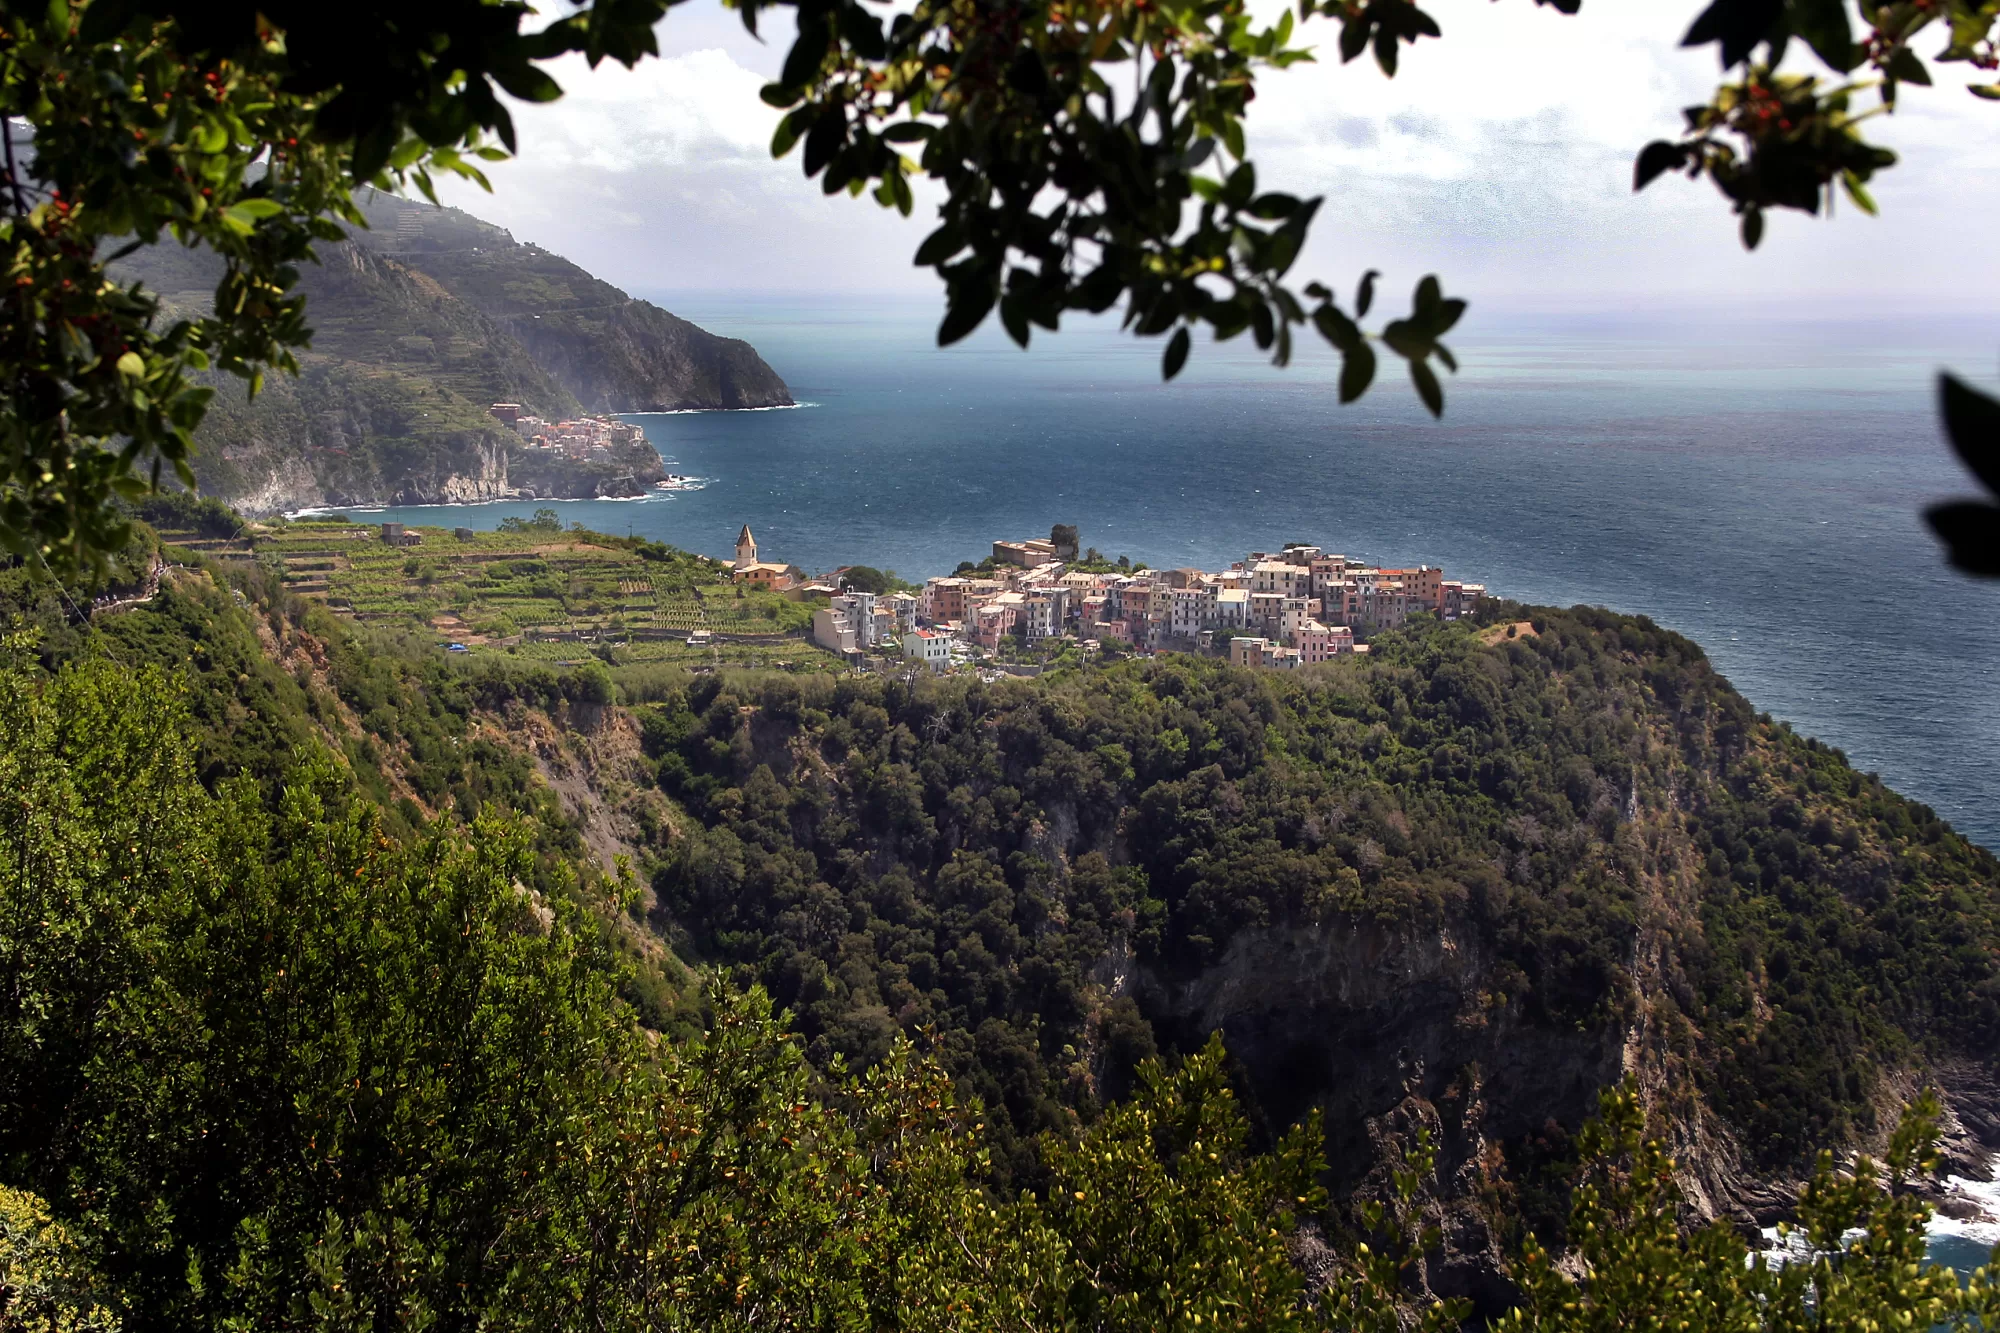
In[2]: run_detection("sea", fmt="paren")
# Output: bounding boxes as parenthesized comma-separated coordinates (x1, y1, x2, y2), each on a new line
(355, 296, 2000, 848)
(351, 293, 2000, 1265)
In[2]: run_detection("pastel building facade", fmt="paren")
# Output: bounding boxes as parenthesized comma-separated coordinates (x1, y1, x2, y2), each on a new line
(732, 525, 799, 590)
(903, 629, 953, 670)
(901, 532, 1487, 670)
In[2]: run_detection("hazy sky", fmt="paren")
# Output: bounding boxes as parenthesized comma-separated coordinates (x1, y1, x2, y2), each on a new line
(433, 1, 1997, 312)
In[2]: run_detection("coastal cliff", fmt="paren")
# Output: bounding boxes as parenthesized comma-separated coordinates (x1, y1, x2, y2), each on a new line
(349, 196, 794, 413)
(114, 197, 785, 513)
(644, 604, 2000, 1274)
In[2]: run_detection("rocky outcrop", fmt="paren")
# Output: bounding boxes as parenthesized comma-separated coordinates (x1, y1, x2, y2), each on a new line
(1137, 918, 1627, 1184)
(187, 359, 666, 515)
(389, 434, 510, 506)
(498, 300, 794, 412)
(508, 439, 669, 502)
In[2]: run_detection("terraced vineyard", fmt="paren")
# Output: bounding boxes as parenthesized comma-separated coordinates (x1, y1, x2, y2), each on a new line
(159, 517, 828, 666)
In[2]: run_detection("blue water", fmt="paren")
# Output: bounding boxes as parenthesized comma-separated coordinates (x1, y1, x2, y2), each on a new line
(357, 296, 2000, 852)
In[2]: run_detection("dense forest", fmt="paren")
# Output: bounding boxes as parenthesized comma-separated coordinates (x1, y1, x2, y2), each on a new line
(642, 609, 2000, 1190)
(2, 521, 1998, 1329)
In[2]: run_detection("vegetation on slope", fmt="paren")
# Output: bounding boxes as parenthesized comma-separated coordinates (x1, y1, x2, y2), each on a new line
(0, 650, 1376, 1331)
(351, 195, 794, 413)
(642, 607, 2000, 1185)
(112, 196, 778, 512)
(241, 513, 820, 663)
(1, 591, 1996, 1332)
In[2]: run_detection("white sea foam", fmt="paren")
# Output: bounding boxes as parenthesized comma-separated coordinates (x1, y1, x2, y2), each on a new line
(1750, 1156, 2000, 1270)
(1932, 1156, 2000, 1248)
(1754, 1225, 1867, 1268)
(625, 402, 817, 416)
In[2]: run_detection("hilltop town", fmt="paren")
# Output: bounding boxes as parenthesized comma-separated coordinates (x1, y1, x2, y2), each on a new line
(728, 524, 1489, 673)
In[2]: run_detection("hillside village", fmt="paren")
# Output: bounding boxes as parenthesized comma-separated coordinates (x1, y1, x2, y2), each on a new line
(726, 524, 1490, 672)
(488, 402, 649, 459)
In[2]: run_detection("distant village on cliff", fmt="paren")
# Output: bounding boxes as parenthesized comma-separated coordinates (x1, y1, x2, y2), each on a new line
(722, 523, 1488, 674)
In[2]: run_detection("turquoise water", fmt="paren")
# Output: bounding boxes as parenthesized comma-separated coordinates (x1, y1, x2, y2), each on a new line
(358, 297, 2000, 853)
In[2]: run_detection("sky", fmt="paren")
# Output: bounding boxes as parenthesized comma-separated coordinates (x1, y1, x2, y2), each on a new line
(430, 1, 1998, 313)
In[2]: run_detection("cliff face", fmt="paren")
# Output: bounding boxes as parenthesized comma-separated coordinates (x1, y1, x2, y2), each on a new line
(1137, 916, 1627, 1184)
(348, 197, 794, 412)
(501, 301, 795, 413)
(114, 197, 785, 512)
(645, 607, 2000, 1263)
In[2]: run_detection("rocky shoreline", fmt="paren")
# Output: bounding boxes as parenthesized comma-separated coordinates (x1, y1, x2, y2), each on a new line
(226, 435, 668, 517)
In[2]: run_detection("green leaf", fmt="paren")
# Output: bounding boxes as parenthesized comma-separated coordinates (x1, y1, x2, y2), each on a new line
(1222, 163, 1256, 209)
(1373, 22, 1400, 77)
(1223, 118, 1246, 161)
(1163, 326, 1190, 380)
(1338, 339, 1376, 403)
(1940, 373, 2000, 497)
(1683, 0, 1784, 67)
(803, 111, 844, 177)
(999, 296, 1030, 348)
(1887, 46, 1932, 86)
(1926, 501, 2000, 576)
(1413, 274, 1441, 316)
(1338, 15, 1369, 63)
(115, 351, 145, 379)
(1840, 170, 1878, 215)
(937, 283, 995, 346)
(1007, 47, 1050, 98)
(914, 224, 965, 267)
(783, 19, 830, 91)
(1313, 304, 1359, 349)
(840, 2, 888, 62)
(1971, 84, 2000, 100)
(1410, 357, 1443, 417)
(491, 63, 564, 103)
(227, 198, 284, 222)
(1741, 207, 1765, 249)
(1355, 269, 1379, 318)
(1074, 263, 1123, 314)
(1787, 0, 1857, 71)
(1634, 140, 1689, 191)
(883, 122, 934, 143)
(770, 114, 800, 159)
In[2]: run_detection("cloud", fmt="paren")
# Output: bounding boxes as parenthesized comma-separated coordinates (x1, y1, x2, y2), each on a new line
(514, 48, 778, 171)
(434, 41, 937, 292)
(434, 3, 2000, 308)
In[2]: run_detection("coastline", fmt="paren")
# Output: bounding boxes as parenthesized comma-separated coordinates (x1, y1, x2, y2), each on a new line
(625, 402, 817, 416)
(284, 482, 707, 521)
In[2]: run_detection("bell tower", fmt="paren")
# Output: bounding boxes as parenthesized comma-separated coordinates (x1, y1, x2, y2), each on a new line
(735, 524, 757, 568)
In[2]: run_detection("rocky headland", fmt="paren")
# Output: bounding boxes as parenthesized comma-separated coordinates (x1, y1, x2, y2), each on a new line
(116, 196, 790, 514)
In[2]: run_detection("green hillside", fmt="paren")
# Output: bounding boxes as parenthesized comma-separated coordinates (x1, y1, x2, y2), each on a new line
(249, 512, 818, 657)
(351, 195, 794, 412)
(0, 530, 1995, 1328)
(643, 610, 2000, 1197)
(112, 197, 790, 514)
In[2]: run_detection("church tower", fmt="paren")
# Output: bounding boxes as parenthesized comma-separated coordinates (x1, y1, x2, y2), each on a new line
(735, 524, 757, 568)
